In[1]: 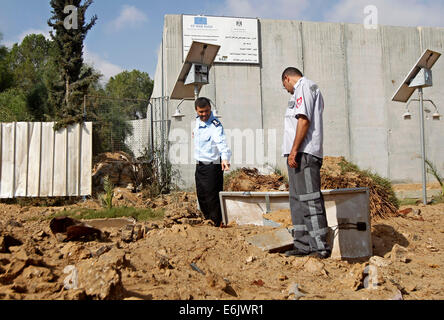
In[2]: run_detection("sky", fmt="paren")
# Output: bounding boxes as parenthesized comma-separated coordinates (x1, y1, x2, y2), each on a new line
(1, 0, 443, 84)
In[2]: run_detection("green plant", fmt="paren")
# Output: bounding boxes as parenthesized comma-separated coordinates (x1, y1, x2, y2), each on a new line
(138, 146, 183, 198)
(0, 88, 34, 122)
(99, 175, 114, 209)
(425, 159, 444, 197)
(430, 194, 444, 205)
(338, 160, 360, 174)
(48, 0, 99, 130)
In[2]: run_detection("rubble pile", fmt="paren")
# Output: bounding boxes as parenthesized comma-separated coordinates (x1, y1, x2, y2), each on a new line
(224, 157, 399, 220)
(147, 192, 206, 228)
(224, 168, 288, 192)
(92, 152, 148, 194)
(320, 157, 399, 220)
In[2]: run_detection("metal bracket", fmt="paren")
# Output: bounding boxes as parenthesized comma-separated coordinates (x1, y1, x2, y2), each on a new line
(265, 194, 271, 213)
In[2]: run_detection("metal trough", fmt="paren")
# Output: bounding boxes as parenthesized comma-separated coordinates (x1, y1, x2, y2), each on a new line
(219, 188, 373, 260)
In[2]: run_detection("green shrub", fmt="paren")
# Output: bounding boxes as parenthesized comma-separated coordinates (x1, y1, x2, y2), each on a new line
(99, 176, 114, 209)
(0, 88, 34, 122)
(425, 159, 444, 197)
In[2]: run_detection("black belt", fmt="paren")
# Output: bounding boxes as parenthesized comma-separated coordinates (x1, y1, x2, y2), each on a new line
(197, 159, 221, 166)
(284, 152, 322, 161)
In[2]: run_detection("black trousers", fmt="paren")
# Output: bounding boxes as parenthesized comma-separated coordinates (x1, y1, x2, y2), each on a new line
(287, 152, 331, 255)
(195, 162, 224, 226)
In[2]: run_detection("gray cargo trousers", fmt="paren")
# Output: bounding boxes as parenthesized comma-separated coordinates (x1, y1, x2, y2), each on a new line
(286, 152, 331, 255)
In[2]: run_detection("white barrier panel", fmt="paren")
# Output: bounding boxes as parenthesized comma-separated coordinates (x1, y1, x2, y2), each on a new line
(0, 122, 92, 198)
(220, 188, 373, 260)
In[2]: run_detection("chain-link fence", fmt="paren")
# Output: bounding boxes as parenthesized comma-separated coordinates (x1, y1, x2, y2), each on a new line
(147, 96, 173, 191)
(83, 95, 149, 156)
(83, 94, 174, 194)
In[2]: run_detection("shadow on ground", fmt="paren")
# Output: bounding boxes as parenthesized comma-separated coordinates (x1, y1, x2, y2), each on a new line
(371, 224, 409, 257)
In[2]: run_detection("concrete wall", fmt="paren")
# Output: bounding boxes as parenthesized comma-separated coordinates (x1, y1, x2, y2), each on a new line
(151, 15, 444, 189)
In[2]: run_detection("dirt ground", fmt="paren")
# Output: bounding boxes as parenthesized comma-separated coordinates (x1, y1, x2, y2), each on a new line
(392, 183, 442, 191)
(0, 191, 442, 300)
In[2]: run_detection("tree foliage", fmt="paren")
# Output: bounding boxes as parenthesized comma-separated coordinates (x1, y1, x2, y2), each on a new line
(89, 70, 154, 155)
(106, 70, 153, 119)
(0, 2, 155, 159)
(85, 86, 134, 155)
(48, 0, 99, 129)
(0, 88, 33, 122)
(0, 32, 14, 92)
(7, 34, 59, 120)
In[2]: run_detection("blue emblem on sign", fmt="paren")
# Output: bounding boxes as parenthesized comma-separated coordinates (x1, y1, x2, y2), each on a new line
(194, 17, 207, 25)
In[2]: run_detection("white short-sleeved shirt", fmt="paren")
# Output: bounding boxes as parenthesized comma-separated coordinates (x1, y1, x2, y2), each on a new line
(282, 77, 324, 158)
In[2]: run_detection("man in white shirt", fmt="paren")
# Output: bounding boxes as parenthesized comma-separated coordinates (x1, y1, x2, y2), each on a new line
(281, 67, 331, 259)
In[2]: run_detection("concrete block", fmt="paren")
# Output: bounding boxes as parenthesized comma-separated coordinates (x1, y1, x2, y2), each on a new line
(246, 228, 293, 252)
(221, 188, 373, 259)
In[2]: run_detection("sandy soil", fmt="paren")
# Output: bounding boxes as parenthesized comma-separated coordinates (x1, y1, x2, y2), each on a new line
(0, 193, 442, 300)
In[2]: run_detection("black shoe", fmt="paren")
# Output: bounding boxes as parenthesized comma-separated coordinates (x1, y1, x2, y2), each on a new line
(284, 249, 310, 257)
(308, 251, 330, 259)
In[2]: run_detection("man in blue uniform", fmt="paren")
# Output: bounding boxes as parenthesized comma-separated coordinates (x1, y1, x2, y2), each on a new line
(281, 67, 331, 259)
(193, 97, 231, 227)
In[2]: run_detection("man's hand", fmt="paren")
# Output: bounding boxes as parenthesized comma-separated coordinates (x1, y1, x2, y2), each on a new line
(221, 160, 230, 171)
(288, 115, 310, 169)
(288, 151, 298, 168)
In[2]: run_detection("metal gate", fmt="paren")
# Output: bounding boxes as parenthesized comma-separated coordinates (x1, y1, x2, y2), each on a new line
(149, 96, 171, 185)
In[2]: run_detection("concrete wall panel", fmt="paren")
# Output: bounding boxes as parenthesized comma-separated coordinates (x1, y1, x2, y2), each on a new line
(27, 123, 42, 196)
(381, 26, 422, 182)
(420, 27, 444, 178)
(14, 123, 28, 197)
(260, 19, 304, 169)
(0, 123, 15, 198)
(150, 15, 444, 188)
(345, 24, 388, 176)
(301, 22, 350, 159)
(39, 123, 55, 196)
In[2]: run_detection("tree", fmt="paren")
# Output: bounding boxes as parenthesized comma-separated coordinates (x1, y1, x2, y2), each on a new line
(48, 0, 99, 129)
(0, 32, 14, 92)
(105, 70, 154, 119)
(7, 34, 59, 120)
(86, 85, 134, 155)
(8, 34, 51, 90)
(0, 88, 33, 122)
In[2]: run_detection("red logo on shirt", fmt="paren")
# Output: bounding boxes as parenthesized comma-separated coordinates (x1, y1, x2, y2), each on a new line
(296, 97, 303, 108)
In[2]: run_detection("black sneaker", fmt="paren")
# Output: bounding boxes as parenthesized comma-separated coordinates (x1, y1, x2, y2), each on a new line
(284, 249, 310, 257)
(308, 251, 330, 259)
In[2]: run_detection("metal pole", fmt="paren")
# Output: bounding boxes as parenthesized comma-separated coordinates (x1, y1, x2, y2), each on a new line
(150, 101, 154, 151)
(418, 87, 428, 205)
(194, 84, 199, 101)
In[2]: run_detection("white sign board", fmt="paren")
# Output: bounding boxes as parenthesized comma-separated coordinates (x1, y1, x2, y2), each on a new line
(182, 15, 260, 64)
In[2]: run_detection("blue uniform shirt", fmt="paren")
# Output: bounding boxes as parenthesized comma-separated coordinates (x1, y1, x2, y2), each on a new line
(194, 112, 231, 163)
